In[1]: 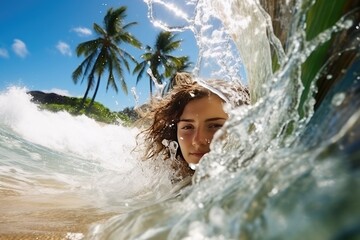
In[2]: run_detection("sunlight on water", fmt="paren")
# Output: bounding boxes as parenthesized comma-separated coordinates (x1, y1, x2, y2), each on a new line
(0, 87, 175, 237)
(0, 86, 175, 195)
(88, 0, 360, 239)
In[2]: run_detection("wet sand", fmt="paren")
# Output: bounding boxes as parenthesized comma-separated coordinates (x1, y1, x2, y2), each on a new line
(0, 209, 114, 240)
(0, 189, 116, 240)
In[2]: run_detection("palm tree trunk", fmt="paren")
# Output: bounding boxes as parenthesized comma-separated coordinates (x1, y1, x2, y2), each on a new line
(149, 76, 153, 99)
(79, 71, 96, 112)
(79, 85, 90, 110)
(87, 74, 101, 111)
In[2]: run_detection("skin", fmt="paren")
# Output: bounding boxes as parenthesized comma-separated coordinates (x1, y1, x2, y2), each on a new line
(177, 93, 228, 164)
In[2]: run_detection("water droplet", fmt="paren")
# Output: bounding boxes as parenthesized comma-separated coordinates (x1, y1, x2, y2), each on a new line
(162, 139, 169, 147)
(189, 163, 198, 170)
(168, 141, 178, 160)
(331, 92, 345, 106)
(269, 187, 279, 197)
(209, 206, 226, 227)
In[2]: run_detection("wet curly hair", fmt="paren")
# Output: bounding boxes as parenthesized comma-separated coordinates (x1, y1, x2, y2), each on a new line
(137, 72, 250, 179)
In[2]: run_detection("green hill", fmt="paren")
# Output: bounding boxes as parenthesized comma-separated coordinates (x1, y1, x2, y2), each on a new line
(27, 91, 138, 126)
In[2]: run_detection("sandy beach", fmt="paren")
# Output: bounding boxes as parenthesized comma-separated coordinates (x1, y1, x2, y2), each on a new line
(0, 189, 115, 240)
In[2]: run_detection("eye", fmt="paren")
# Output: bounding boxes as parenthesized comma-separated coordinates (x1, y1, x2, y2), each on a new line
(208, 123, 223, 129)
(181, 124, 194, 130)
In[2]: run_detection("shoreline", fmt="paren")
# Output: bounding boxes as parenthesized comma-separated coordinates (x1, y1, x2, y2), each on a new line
(0, 208, 115, 240)
(0, 190, 116, 240)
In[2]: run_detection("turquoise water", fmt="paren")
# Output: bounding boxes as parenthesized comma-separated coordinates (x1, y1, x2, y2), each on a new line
(90, 0, 360, 239)
(1, 0, 360, 239)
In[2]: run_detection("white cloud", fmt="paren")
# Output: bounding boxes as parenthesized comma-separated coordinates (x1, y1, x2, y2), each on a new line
(56, 41, 72, 56)
(43, 88, 71, 96)
(0, 48, 9, 58)
(12, 39, 29, 58)
(72, 27, 92, 37)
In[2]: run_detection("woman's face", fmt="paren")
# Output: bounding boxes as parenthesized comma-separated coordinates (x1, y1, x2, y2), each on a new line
(177, 93, 228, 164)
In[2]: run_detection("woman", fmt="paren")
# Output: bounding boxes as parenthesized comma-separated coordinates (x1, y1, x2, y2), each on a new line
(137, 72, 250, 182)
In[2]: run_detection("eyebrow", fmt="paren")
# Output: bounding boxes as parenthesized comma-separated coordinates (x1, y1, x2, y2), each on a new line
(178, 117, 227, 123)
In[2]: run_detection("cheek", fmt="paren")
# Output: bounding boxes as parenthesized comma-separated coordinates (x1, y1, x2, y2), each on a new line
(177, 133, 185, 145)
(208, 132, 217, 142)
(177, 132, 192, 150)
(177, 131, 192, 143)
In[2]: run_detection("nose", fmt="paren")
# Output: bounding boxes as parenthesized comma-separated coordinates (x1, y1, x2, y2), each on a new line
(192, 128, 210, 147)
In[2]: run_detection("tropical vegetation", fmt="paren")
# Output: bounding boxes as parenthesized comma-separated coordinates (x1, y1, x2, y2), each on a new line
(133, 31, 193, 96)
(35, 94, 138, 126)
(72, 6, 141, 111)
(71, 5, 193, 117)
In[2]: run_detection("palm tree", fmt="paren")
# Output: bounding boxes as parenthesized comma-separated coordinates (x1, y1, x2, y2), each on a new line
(72, 6, 141, 110)
(163, 55, 193, 93)
(133, 31, 187, 97)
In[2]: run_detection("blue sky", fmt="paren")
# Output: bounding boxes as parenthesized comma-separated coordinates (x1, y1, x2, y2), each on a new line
(0, 0, 199, 111)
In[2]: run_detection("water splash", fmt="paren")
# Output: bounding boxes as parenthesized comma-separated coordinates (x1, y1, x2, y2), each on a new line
(1, 0, 359, 239)
(130, 86, 139, 108)
(162, 139, 179, 160)
(88, 0, 360, 239)
(0, 87, 176, 236)
(147, 68, 166, 98)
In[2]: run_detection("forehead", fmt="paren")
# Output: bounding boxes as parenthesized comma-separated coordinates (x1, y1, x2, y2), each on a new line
(180, 93, 228, 119)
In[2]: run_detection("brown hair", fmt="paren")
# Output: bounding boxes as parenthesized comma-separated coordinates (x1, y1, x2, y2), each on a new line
(136, 72, 250, 179)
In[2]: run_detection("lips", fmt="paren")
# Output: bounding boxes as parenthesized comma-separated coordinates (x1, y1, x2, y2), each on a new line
(190, 152, 206, 158)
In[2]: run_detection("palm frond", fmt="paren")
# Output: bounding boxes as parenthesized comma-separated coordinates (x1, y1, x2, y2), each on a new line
(105, 6, 127, 36)
(110, 49, 125, 78)
(164, 39, 181, 53)
(123, 21, 138, 30)
(106, 72, 119, 93)
(93, 23, 107, 37)
(76, 38, 101, 56)
(81, 52, 98, 81)
(72, 65, 84, 84)
(116, 32, 142, 48)
(72, 51, 97, 84)
(133, 61, 148, 84)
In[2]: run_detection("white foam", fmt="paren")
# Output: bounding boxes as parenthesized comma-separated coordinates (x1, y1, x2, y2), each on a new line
(0, 86, 174, 205)
(0, 87, 138, 170)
